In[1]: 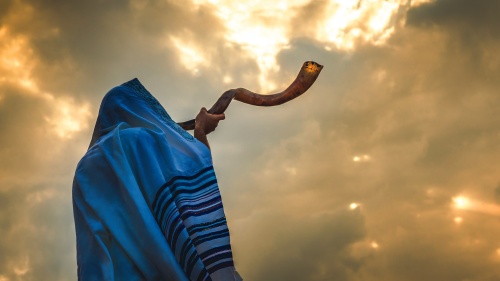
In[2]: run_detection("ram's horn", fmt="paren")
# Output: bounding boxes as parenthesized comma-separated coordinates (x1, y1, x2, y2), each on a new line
(177, 61, 323, 130)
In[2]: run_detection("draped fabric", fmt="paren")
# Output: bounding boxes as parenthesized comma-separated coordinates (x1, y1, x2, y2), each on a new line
(72, 79, 241, 281)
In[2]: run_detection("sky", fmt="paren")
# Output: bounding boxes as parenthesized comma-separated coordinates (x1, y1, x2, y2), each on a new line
(1, 0, 500, 280)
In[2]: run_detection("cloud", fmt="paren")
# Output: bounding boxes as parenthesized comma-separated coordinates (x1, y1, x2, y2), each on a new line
(231, 208, 367, 281)
(0, 184, 76, 281)
(407, 0, 500, 37)
(0, 3, 93, 280)
(0, 68, 87, 280)
(494, 185, 500, 203)
(218, 1, 500, 280)
(1, 0, 500, 280)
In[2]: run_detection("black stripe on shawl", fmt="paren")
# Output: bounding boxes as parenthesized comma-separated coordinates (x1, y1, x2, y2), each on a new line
(177, 188, 219, 205)
(196, 268, 212, 281)
(207, 261, 235, 275)
(192, 229, 230, 247)
(186, 217, 227, 234)
(179, 230, 231, 270)
(153, 174, 217, 215)
(179, 201, 223, 221)
(180, 239, 193, 267)
(186, 250, 201, 278)
(171, 221, 186, 249)
(178, 195, 221, 213)
(150, 166, 235, 280)
(199, 245, 232, 260)
(163, 200, 224, 245)
(204, 252, 234, 270)
(152, 166, 214, 210)
(160, 189, 219, 228)
(160, 196, 222, 230)
(156, 179, 218, 224)
(166, 217, 181, 243)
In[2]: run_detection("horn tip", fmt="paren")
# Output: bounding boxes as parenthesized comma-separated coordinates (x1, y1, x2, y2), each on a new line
(303, 61, 324, 73)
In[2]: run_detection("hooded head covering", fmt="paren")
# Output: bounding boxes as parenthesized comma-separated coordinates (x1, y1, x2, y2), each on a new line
(73, 79, 241, 281)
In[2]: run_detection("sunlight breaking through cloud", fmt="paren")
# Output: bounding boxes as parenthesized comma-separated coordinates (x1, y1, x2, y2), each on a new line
(453, 196, 470, 209)
(353, 154, 371, 162)
(170, 36, 209, 75)
(315, 0, 402, 50)
(0, 27, 40, 95)
(193, 0, 303, 91)
(184, 0, 432, 90)
(0, 26, 92, 140)
(44, 98, 92, 139)
(452, 196, 500, 217)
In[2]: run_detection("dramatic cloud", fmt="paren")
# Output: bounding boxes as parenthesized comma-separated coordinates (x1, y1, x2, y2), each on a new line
(1, 0, 499, 280)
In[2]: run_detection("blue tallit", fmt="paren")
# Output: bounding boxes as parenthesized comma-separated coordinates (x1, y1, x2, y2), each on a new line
(72, 79, 241, 281)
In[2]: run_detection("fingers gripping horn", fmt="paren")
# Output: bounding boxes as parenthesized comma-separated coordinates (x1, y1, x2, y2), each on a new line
(177, 61, 323, 130)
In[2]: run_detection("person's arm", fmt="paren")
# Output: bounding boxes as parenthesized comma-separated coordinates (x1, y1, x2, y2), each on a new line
(194, 107, 225, 150)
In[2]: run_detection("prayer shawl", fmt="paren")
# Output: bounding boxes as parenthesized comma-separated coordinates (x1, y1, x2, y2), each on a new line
(73, 79, 241, 281)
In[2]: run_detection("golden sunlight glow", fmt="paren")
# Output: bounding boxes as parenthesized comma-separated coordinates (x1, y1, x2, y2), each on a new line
(371, 241, 379, 249)
(353, 154, 371, 162)
(223, 75, 233, 84)
(410, 0, 434, 7)
(45, 98, 92, 139)
(350, 203, 359, 210)
(12, 256, 29, 276)
(452, 195, 500, 217)
(315, 0, 404, 50)
(369, 2, 398, 32)
(453, 216, 463, 224)
(0, 27, 39, 94)
(177, 0, 426, 90)
(474, 202, 500, 217)
(453, 196, 469, 209)
(1, 27, 92, 140)
(170, 36, 208, 75)
(193, 0, 304, 91)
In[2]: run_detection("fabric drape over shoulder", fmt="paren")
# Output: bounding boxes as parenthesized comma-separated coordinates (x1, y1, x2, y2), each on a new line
(73, 79, 241, 281)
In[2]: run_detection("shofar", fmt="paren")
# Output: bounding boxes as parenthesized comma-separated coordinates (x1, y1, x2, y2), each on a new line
(177, 61, 324, 130)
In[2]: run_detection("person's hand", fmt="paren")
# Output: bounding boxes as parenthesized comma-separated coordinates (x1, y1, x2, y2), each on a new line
(194, 108, 225, 149)
(194, 107, 225, 135)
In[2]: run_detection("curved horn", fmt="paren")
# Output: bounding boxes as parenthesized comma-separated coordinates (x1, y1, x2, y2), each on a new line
(177, 61, 323, 130)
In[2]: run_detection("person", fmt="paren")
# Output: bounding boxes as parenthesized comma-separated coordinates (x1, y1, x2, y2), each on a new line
(72, 78, 242, 281)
